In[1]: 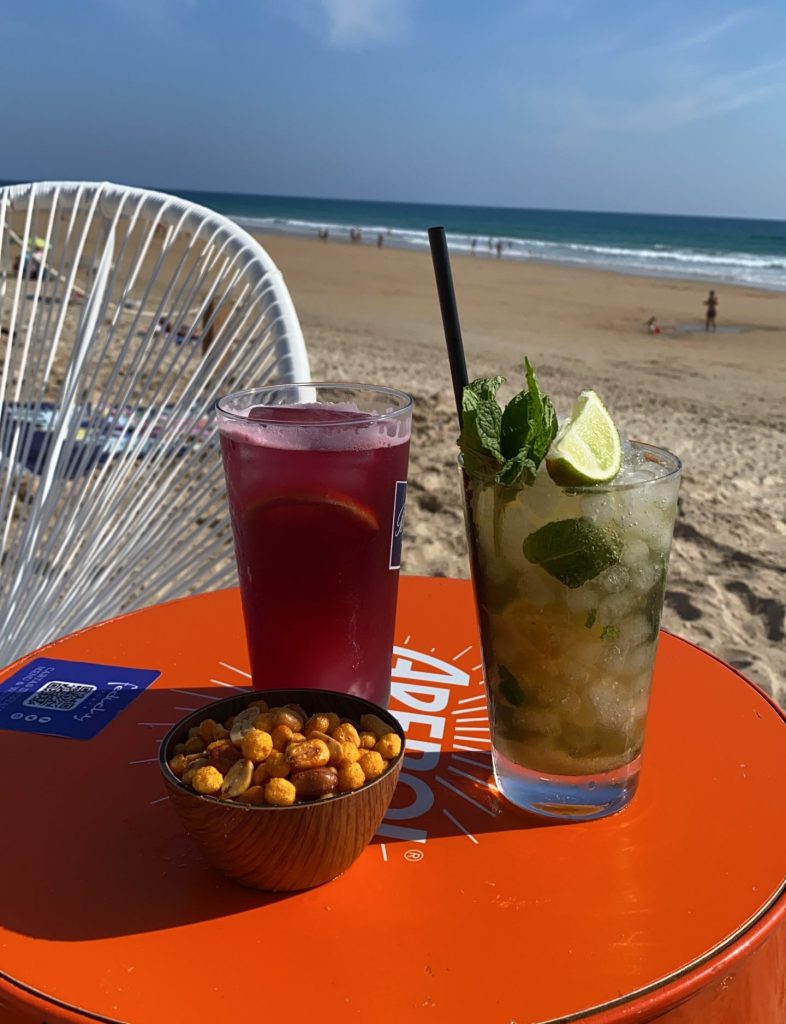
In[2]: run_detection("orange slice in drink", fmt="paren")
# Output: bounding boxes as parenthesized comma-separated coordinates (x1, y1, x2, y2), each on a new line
(252, 493, 380, 532)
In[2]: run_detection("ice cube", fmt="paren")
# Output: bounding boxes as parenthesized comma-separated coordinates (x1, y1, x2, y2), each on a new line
(628, 507, 673, 552)
(581, 492, 621, 528)
(597, 590, 638, 625)
(587, 679, 628, 729)
(621, 538, 650, 568)
(597, 565, 630, 593)
(618, 614, 652, 649)
(628, 561, 661, 595)
(565, 584, 600, 615)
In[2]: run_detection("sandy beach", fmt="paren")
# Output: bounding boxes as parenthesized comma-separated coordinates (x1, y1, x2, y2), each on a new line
(254, 233, 786, 704)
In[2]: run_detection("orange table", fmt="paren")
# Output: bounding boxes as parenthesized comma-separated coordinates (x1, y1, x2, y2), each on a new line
(1, 577, 785, 1024)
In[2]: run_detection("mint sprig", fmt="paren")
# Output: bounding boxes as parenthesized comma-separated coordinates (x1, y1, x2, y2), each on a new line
(458, 359, 558, 487)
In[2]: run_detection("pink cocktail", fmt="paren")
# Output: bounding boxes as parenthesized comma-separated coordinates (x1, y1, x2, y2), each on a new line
(217, 384, 412, 705)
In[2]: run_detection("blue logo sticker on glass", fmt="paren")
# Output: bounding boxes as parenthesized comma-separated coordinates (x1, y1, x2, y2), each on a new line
(0, 657, 160, 740)
(389, 480, 407, 570)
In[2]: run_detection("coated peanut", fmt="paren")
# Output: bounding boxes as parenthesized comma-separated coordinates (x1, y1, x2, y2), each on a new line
(358, 751, 386, 780)
(191, 765, 223, 794)
(265, 778, 297, 806)
(271, 724, 296, 752)
(241, 728, 274, 763)
(374, 733, 402, 760)
(253, 750, 290, 784)
(181, 757, 209, 785)
(337, 762, 366, 792)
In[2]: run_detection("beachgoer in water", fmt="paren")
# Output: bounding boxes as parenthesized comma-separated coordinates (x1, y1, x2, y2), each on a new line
(318, 227, 328, 241)
(704, 290, 718, 332)
(646, 316, 661, 336)
(471, 238, 477, 254)
(495, 240, 503, 258)
(377, 233, 384, 248)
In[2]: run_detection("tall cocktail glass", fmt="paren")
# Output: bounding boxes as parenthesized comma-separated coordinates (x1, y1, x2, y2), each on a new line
(217, 383, 412, 705)
(462, 442, 681, 819)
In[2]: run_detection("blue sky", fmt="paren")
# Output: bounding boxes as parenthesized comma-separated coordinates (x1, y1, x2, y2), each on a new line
(1, 0, 784, 217)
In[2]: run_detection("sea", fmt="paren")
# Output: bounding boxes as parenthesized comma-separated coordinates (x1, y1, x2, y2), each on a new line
(168, 190, 786, 293)
(3, 181, 784, 291)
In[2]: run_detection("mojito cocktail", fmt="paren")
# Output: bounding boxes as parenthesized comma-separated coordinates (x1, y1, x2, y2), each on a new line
(459, 365, 681, 819)
(217, 384, 411, 705)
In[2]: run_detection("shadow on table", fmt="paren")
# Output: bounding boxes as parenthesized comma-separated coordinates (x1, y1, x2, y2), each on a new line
(1, 684, 561, 943)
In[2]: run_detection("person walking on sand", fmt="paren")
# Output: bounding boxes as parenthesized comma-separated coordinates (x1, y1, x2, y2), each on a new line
(704, 289, 718, 332)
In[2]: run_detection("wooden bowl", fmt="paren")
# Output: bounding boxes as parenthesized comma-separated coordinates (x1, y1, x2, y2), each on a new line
(159, 688, 404, 892)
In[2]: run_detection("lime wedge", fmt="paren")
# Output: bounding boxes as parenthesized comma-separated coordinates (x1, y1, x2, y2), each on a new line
(546, 390, 622, 486)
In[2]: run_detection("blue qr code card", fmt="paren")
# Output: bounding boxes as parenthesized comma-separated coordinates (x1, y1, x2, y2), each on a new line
(0, 657, 160, 739)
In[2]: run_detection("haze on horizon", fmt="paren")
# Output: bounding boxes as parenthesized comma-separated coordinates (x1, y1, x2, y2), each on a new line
(1, 0, 784, 221)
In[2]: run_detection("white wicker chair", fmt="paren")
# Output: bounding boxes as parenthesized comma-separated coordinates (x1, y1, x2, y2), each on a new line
(0, 181, 310, 665)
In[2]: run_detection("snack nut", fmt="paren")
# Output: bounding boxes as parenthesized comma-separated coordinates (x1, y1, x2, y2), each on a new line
(172, 704, 401, 806)
(265, 778, 297, 806)
(191, 765, 223, 795)
(292, 767, 338, 800)
(287, 738, 330, 772)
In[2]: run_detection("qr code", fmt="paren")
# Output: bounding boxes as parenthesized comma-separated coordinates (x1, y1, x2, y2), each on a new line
(23, 680, 97, 711)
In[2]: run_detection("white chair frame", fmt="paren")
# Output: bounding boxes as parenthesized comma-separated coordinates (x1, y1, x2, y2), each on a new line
(0, 181, 310, 666)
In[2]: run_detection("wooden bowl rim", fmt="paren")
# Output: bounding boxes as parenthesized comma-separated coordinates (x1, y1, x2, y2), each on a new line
(158, 687, 405, 813)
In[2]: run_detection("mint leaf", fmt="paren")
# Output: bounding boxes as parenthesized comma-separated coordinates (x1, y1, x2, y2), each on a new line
(601, 624, 620, 641)
(500, 391, 531, 460)
(495, 359, 558, 486)
(522, 517, 622, 588)
(498, 665, 525, 706)
(585, 608, 597, 629)
(522, 357, 558, 464)
(496, 448, 538, 487)
(459, 363, 558, 488)
(459, 378, 505, 471)
(466, 376, 505, 404)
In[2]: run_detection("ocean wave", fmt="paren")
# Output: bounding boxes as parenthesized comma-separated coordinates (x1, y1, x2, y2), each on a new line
(233, 215, 786, 291)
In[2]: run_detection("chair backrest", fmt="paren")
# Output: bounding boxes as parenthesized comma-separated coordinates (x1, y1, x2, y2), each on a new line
(0, 181, 310, 666)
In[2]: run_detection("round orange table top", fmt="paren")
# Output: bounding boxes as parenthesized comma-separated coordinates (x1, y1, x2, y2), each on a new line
(1, 577, 784, 1024)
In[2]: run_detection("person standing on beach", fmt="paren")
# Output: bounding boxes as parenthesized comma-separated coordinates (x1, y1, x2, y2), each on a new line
(704, 289, 718, 332)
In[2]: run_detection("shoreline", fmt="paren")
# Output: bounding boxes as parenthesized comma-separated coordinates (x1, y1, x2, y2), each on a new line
(249, 224, 786, 295)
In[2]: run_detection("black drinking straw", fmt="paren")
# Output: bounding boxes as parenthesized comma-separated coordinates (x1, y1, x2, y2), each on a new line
(428, 226, 468, 427)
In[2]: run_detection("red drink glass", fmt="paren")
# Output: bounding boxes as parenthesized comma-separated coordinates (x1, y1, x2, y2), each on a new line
(217, 383, 412, 705)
